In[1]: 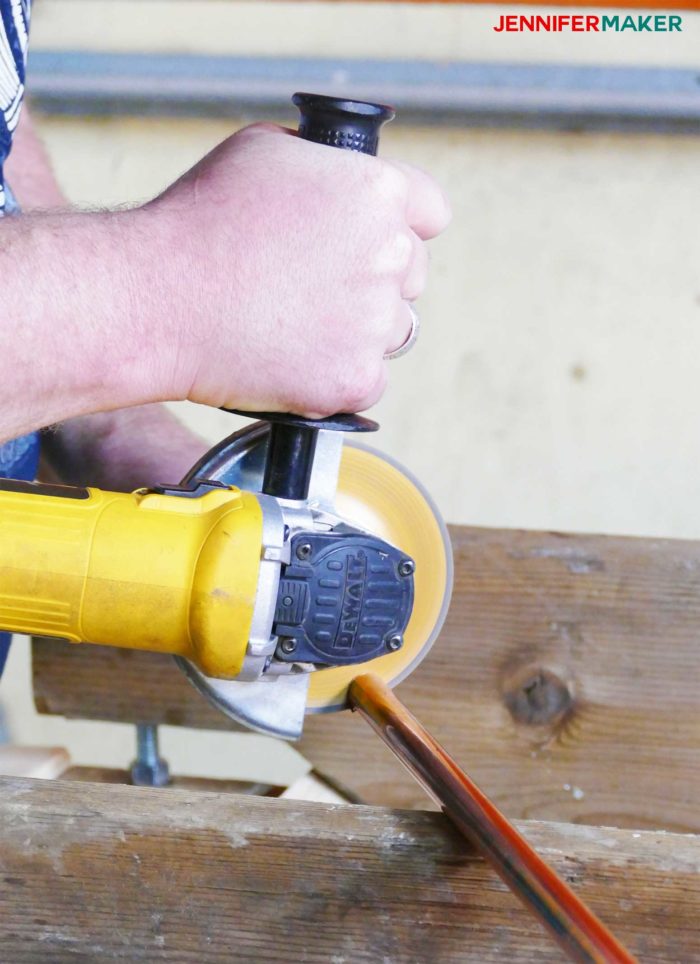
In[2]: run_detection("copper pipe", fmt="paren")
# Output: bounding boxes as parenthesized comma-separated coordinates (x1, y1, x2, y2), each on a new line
(349, 673, 636, 964)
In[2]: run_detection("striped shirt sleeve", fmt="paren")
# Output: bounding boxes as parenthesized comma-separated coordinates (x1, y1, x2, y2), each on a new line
(0, 0, 31, 214)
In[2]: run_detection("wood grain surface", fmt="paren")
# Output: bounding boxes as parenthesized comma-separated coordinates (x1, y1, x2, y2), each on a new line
(1, 775, 698, 963)
(32, 525, 700, 831)
(60, 765, 278, 796)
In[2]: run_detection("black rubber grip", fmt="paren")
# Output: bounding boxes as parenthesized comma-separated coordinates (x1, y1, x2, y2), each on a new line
(293, 92, 395, 157)
(253, 93, 395, 501)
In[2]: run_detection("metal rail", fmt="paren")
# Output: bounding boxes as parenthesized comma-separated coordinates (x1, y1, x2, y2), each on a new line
(349, 673, 637, 964)
(304, 1, 697, 8)
(28, 51, 700, 133)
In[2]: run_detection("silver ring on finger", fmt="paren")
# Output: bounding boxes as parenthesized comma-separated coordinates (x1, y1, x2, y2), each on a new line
(384, 303, 420, 361)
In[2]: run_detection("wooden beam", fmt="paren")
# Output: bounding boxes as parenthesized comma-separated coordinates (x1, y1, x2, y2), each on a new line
(60, 765, 280, 796)
(32, 524, 700, 831)
(32, 638, 235, 730)
(1, 775, 698, 962)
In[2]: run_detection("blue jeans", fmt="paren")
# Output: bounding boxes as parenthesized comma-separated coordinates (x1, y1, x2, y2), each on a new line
(0, 432, 41, 676)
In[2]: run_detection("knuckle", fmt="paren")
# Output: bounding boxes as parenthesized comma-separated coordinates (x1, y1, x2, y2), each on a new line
(359, 158, 407, 205)
(365, 234, 413, 283)
(336, 359, 383, 413)
(424, 177, 453, 230)
(390, 233, 415, 272)
(403, 245, 429, 300)
(403, 278, 424, 303)
(380, 295, 404, 336)
(235, 121, 282, 141)
(340, 378, 370, 414)
(361, 363, 388, 410)
(288, 387, 335, 420)
(436, 186, 453, 228)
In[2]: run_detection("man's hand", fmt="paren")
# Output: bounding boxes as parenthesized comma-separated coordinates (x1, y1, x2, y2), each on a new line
(0, 120, 449, 444)
(142, 123, 451, 417)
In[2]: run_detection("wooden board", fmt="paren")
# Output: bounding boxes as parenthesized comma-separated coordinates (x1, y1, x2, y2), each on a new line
(61, 766, 352, 803)
(32, 525, 700, 830)
(1, 775, 698, 963)
(0, 746, 70, 780)
(61, 766, 278, 796)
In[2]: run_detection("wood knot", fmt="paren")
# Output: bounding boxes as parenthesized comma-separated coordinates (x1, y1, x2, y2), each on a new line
(502, 665, 574, 727)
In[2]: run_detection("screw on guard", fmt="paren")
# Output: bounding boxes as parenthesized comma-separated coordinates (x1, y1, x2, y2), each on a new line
(349, 674, 637, 964)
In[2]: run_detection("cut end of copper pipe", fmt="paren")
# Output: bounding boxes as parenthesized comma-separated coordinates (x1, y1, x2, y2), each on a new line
(348, 673, 636, 964)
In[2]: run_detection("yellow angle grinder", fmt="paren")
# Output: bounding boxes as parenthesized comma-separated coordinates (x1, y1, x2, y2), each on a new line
(0, 94, 452, 739)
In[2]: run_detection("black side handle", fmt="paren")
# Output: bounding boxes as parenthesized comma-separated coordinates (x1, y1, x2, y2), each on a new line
(293, 92, 395, 158)
(234, 93, 396, 502)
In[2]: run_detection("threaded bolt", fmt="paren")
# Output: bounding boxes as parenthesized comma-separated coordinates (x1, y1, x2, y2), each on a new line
(130, 723, 170, 788)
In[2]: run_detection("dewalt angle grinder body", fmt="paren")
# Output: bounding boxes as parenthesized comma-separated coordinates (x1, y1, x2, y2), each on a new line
(0, 95, 452, 739)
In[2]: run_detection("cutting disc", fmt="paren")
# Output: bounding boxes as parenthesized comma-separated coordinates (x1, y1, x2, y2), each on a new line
(177, 424, 453, 732)
(307, 441, 452, 711)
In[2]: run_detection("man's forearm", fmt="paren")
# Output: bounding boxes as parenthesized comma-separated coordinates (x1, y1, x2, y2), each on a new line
(4, 105, 204, 491)
(41, 404, 208, 491)
(0, 208, 170, 443)
(4, 106, 66, 209)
